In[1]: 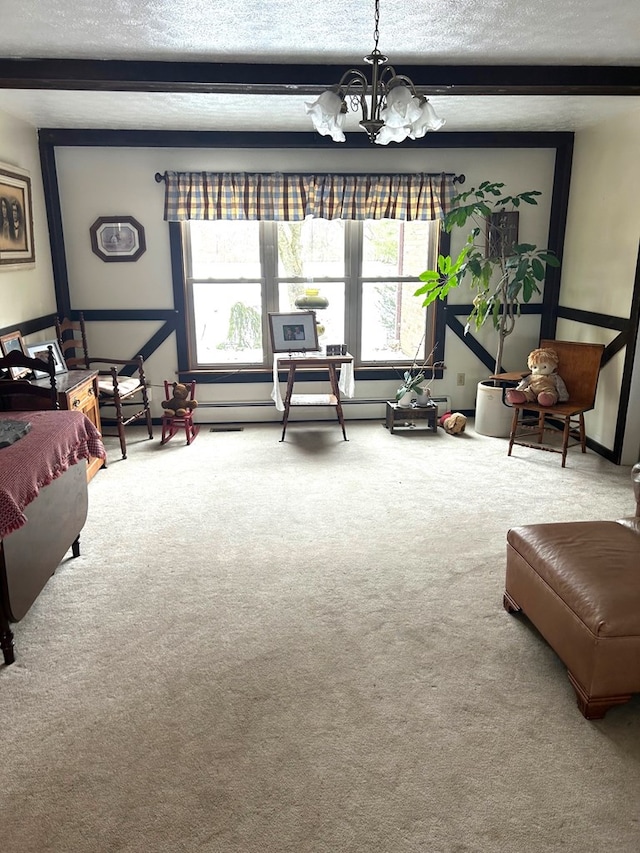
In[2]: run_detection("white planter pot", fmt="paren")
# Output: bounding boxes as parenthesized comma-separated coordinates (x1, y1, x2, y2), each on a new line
(415, 388, 432, 408)
(474, 380, 514, 437)
(396, 391, 414, 408)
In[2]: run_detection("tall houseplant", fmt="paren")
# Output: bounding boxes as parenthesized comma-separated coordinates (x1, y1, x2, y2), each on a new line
(414, 181, 560, 375)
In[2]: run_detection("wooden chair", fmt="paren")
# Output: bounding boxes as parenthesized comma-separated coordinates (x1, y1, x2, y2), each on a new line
(0, 348, 59, 410)
(55, 314, 153, 459)
(160, 380, 199, 446)
(507, 339, 605, 467)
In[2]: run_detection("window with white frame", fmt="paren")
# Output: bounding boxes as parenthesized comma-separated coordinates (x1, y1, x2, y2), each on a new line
(183, 217, 440, 371)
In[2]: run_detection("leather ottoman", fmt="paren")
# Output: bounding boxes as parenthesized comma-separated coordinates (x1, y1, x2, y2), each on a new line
(504, 517, 640, 719)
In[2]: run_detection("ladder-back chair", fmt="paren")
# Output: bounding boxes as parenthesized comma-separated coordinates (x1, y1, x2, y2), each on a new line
(507, 339, 605, 467)
(55, 314, 152, 459)
(0, 348, 59, 411)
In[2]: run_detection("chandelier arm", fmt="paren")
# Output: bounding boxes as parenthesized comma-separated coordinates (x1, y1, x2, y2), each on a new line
(378, 65, 400, 87)
(338, 72, 371, 121)
(336, 69, 369, 91)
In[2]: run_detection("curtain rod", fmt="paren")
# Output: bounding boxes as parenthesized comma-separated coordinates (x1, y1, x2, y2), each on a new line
(155, 171, 465, 184)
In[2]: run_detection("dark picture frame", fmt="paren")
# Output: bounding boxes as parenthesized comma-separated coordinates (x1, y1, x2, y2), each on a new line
(268, 311, 320, 353)
(0, 163, 35, 268)
(90, 215, 146, 262)
(0, 330, 29, 378)
(486, 211, 519, 259)
(25, 340, 68, 377)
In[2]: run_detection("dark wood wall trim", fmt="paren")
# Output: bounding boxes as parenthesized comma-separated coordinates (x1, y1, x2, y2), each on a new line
(168, 222, 191, 373)
(540, 137, 574, 340)
(0, 314, 57, 339)
(38, 138, 70, 316)
(38, 127, 575, 150)
(556, 305, 629, 332)
(612, 244, 640, 462)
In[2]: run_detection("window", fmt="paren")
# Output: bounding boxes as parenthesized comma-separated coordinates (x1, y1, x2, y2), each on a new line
(183, 217, 439, 371)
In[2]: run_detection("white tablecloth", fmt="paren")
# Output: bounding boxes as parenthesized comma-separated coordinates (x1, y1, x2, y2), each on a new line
(271, 353, 355, 412)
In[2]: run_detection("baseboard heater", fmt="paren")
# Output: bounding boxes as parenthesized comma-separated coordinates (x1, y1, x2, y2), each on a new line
(197, 396, 453, 410)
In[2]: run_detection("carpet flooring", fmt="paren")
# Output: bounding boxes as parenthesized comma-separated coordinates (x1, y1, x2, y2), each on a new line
(1, 419, 639, 853)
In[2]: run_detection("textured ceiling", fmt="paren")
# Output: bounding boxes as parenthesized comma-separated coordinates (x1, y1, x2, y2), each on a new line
(0, 0, 638, 134)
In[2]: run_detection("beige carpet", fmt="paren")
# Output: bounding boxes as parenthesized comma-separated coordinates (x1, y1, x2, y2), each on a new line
(1, 418, 639, 853)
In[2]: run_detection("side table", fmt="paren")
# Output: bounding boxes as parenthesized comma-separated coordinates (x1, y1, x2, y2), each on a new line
(385, 401, 438, 434)
(32, 368, 104, 481)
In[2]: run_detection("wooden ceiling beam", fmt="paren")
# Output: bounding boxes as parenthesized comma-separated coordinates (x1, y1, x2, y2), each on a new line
(0, 58, 639, 96)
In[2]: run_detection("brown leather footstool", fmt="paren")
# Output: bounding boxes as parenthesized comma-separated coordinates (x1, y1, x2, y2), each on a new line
(504, 518, 640, 719)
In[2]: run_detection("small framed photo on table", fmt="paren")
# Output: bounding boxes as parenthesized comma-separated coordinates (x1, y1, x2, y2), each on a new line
(268, 311, 319, 353)
(0, 330, 29, 378)
(25, 340, 68, 377)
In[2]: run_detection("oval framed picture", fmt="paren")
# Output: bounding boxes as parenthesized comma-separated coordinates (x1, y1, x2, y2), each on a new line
(90, 215, 146, 262)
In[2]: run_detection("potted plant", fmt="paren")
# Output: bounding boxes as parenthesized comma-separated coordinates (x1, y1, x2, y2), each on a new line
(394, 343, 439, 408)
(414, 180, 560, 433)
(395, 368, 429, 407)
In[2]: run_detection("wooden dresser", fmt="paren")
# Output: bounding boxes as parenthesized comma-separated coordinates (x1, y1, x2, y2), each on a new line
(33, 369, 105, 481)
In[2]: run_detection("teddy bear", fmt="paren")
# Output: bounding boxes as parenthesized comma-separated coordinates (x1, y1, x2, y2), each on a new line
(505, 347, 569, 407)
(439, 411, 467, 434)
(161, 382, 198, 417)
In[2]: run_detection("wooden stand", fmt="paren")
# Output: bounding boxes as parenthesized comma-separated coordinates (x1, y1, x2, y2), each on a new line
(385, 401, 438, 434)
(276, 352, 353, 442)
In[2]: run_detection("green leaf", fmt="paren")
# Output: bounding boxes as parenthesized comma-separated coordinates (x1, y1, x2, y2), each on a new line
(468, 258, 483, 278)
(513, 243, 535, 253)
(519, 191, 541, 205)
(522, 277, 534, 301)
(418, 269, 440, 283)
(414, 279, 441, 297)
(538, 252, 560, 267)
(531, 258, 545, 280)
(516, 258, 529, 281)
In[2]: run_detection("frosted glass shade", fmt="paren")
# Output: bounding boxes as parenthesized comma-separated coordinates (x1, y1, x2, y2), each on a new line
(408, 99, 446, 139)
(375, 124, 411, 145)
(380, 85, 423, 127)
(305, 91, 346, 143)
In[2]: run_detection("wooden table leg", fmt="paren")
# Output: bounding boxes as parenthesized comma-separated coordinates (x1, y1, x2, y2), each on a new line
(329, 364, 348, 441)
(280, 364, 296, 442)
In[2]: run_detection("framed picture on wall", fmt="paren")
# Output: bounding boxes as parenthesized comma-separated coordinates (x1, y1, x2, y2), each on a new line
(268, 311, 320, 353)
(0, 163, 35, 268)
(486, 211, 519, 259)
(0, 330, 29, 378)
(90, 215, 146, 262)
(25, 340, 68, 377)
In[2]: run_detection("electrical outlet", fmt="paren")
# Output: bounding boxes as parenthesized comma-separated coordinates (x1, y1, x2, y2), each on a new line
(456, 372, 465, 386)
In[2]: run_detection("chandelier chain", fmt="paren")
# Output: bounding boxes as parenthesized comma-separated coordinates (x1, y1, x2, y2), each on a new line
(373, 0, 380, 53)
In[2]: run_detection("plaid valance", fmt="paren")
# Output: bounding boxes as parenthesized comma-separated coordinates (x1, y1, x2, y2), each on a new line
(162, 171, 456, 222)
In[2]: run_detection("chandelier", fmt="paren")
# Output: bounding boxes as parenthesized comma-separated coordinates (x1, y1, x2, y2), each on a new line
(305, 0, 445, 145)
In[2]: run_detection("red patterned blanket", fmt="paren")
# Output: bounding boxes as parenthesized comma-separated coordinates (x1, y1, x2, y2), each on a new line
(0, 410, 106, 538)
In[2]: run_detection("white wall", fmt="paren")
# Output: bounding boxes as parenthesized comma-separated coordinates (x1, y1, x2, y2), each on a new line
(0, 110, 56, 327)
(54, 144, 556, 419)
(559, 107, 640, 462)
